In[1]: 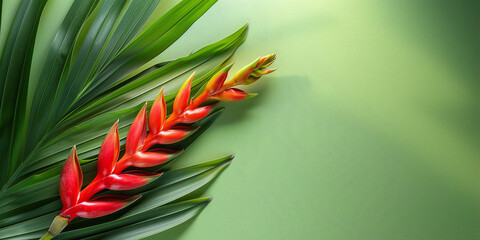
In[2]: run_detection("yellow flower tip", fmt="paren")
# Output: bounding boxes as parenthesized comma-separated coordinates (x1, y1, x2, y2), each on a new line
(173, 73, 194, 115)
(155, 86, 165, 101)
(224, 62, 235, 72)
(246, 93, 258, 99)
(264, 68, 278, 74)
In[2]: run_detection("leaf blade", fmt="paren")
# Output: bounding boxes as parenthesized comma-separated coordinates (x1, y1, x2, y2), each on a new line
(0, 0, 47, 187)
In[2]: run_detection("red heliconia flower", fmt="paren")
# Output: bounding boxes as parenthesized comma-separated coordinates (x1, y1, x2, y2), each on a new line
(46, 55, 276, 239)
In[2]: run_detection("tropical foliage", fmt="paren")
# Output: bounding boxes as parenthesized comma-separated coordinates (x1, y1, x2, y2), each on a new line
(0, 0, 275, 239)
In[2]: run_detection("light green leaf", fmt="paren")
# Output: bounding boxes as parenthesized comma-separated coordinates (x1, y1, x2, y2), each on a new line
(72, 0, 220, 109)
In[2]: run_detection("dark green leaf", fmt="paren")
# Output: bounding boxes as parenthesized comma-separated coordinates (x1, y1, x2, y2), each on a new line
(82, 198, 211, 240)
(25, 0, 99, 158)
(0, 0, 47, 187)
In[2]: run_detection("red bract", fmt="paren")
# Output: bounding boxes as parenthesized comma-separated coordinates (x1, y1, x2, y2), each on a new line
(114, 149, 180, 173)
(104, 171, 162, 190)
(59, 147, 82, 213)
(171, 73, 193, 117)
(95, 122, 120, 179)
(148, 87, 166, 135)
(125, 104, 147, 156)
(204, 63, 232, 94)
(181, 104, 216, 123)
(209, 88, 252, 102)
(48, 55, 276, 238)
(62, 195, 140, 219)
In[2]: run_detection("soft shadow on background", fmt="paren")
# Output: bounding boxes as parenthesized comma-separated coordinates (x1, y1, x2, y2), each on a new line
(149, 0, 480, 239)
(1, 0, 478, 239)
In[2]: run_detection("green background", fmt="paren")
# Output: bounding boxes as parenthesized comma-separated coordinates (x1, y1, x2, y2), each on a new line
(2, 0, 479, 239)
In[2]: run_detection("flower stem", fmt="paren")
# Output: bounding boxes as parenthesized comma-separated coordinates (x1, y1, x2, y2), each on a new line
(39, 232, 53, 240)
(40, 215, 69, 240)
